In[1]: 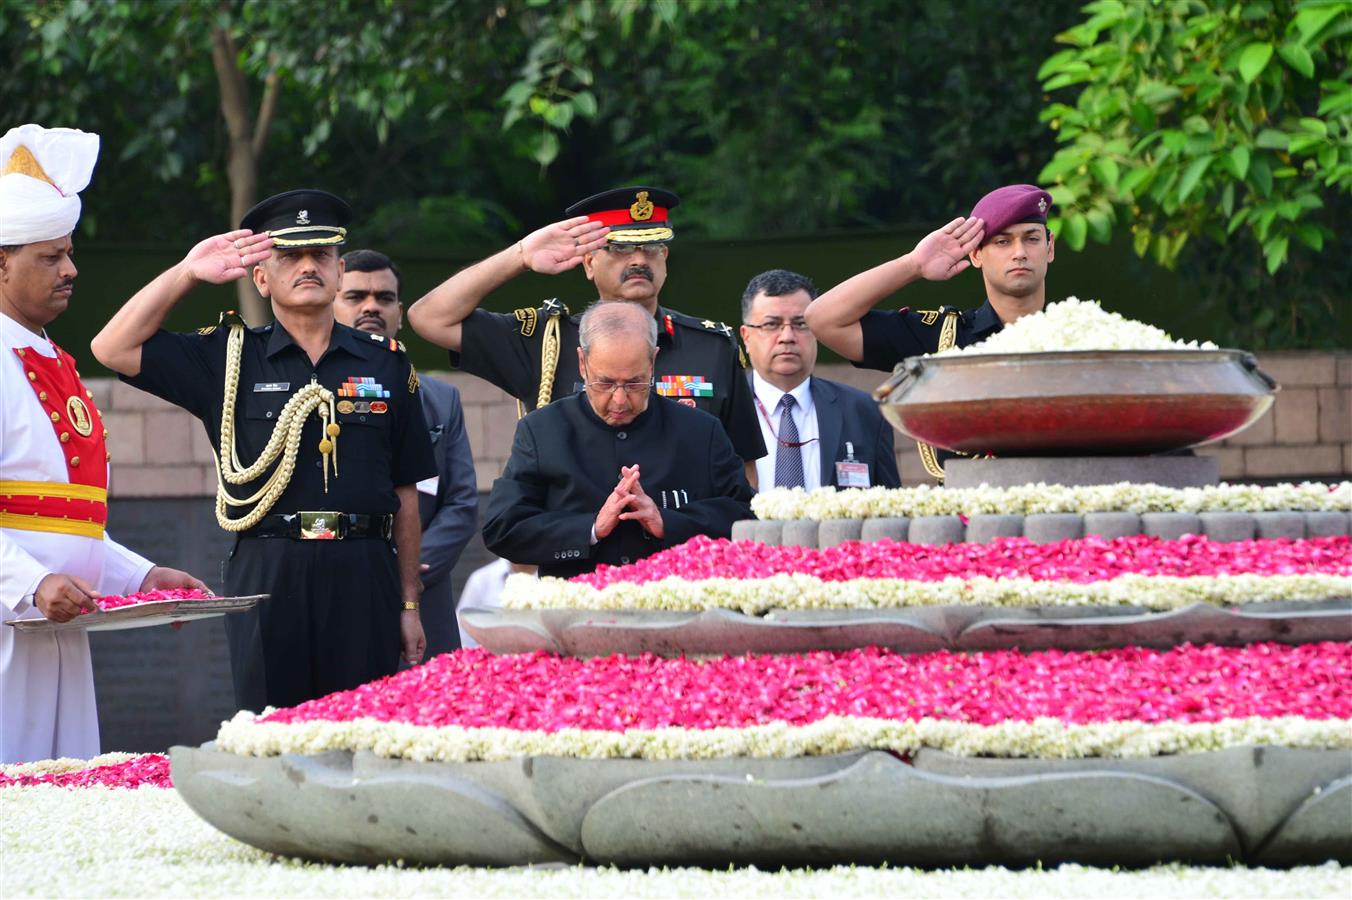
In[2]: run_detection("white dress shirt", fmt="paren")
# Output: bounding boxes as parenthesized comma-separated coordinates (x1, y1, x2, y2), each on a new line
(752, 372, 821, 491)
(456, 558, 515, 650)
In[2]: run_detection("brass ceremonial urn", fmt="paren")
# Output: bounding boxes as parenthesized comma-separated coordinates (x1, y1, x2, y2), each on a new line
(875, 349, 1278, 455)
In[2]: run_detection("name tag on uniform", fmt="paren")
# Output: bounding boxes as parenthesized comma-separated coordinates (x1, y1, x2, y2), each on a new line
(253, 382, 290, 392)
(835, 460, 871, 488)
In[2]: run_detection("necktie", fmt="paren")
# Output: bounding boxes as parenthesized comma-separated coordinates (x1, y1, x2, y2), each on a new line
(774, 394, 805, 489)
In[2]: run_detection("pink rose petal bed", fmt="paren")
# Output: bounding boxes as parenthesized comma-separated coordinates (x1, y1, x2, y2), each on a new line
(0, 754, 171, 789)
(572, 534, 1352, 588)
(202, 642, 1352, 762)
(261, 643, 1352, 732)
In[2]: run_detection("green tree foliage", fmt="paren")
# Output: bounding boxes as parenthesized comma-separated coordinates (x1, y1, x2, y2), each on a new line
(1036, 0, 1350, 346)
(1040, 0, 1350, 271)
(3, 0, 1079, 247)
(4, 0, 514, 319)
(511, 0, 1081, 237)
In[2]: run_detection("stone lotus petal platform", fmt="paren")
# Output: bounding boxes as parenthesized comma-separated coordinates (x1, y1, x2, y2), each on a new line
(171, 743, 1352, 868)
(459, 600, 1352, 658)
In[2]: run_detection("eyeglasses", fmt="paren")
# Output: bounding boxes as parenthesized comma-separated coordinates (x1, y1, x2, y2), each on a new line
(744, 318, 811, 334)
(583, 374, 655, 395)
(603, 243, 666, 257)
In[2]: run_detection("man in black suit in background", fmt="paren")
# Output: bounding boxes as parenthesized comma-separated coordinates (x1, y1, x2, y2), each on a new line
(740, 270, 900, 490)
(338, 249, 478, 656)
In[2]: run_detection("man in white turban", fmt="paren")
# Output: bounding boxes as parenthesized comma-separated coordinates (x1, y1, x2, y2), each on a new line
(0, 123, 207, 763)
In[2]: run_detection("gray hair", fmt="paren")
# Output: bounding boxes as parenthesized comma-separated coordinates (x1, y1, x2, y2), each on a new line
(578, 301, 658, 357)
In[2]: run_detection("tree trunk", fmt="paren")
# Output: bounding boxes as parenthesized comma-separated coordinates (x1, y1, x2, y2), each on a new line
(225, 142, 264, 324)
(210, 19, 277, 325)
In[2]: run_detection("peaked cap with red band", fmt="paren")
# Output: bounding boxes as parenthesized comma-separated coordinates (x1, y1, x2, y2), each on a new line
(566, 186, 680, 244)
(970, 184, 1053, 246)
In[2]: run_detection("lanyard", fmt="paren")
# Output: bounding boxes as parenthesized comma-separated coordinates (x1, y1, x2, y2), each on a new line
(754, 394, 818, 449)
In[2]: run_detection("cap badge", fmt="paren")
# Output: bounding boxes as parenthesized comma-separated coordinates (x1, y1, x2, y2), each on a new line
(1037, 197, 1048, 214)
(629, 190, 654, 222)
(296, 209, 310, 225)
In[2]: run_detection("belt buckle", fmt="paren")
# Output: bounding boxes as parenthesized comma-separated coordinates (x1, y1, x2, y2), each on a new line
(299, 511, 343, 540)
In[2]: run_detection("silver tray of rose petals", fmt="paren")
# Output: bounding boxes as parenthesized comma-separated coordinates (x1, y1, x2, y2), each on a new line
(460, 598, 1352, 658)
(5, 594, 266, 634)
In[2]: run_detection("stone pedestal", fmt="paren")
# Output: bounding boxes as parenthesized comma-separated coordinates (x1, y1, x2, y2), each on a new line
(944, 456, 1219, 489)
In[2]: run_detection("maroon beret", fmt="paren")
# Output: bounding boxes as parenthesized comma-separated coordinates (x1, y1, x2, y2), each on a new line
(970, 184, 1053, 246)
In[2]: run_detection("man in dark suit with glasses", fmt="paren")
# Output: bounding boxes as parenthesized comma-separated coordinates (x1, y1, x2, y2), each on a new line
(740, 270, 900, 491)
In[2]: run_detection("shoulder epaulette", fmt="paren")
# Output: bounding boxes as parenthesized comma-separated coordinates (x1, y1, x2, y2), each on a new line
(669, 309, 736, 340)
(916, 309, 942, 327)
(363, 332, 403, 352)
(540, 297, 570, 317)
(514, 299, 572, 337)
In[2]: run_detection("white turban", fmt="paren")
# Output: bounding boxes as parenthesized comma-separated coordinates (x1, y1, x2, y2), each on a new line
(0, 124, 100, 246)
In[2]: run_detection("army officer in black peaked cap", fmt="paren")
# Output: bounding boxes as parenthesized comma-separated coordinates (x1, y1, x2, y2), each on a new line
(92, 189, 437, 712)
(407, 186, 767, 486)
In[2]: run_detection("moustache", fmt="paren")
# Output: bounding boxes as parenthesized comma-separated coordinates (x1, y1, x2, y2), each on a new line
(357, 314, 385, 327)
(293, 275, 324, 288)
(622, 265, 653, 282)
(54, 278, 75, 291)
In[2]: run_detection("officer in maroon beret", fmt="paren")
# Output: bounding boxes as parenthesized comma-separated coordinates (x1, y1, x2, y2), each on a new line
(803, 184, 1055, 479)
(805, 183, 1054, 368)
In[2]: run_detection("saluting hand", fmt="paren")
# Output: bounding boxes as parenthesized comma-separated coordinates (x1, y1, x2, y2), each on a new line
(182, 229, 274, 284)
(519, 216, 611, 275)
(909, 216, 985, 281)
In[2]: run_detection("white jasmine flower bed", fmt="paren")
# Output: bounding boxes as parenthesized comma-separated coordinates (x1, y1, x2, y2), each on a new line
(0, 751, 144, 779)
(507, 572, 1348, 614)
(215, 714, 1352, 764)
(3, 785, 1348, 898)
(750, 482, 1351, 521)
(934, 297, 1218, 355)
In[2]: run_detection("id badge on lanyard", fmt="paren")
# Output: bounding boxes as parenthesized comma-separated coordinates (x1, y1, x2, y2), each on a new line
(834, 441, 871, 488)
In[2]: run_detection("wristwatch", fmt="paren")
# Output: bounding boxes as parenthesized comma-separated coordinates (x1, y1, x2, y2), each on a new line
(402, 600, 420, 611)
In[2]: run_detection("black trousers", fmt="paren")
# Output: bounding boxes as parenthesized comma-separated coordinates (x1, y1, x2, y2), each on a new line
(223, 536, 402, 713)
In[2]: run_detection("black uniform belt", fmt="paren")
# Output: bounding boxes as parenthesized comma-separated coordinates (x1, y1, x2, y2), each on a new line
(249, 512, 393, 541)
